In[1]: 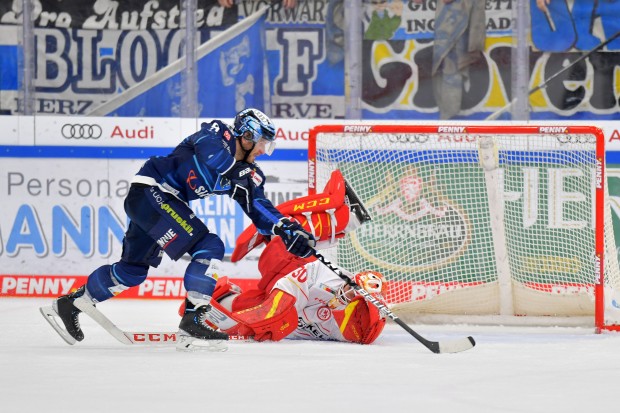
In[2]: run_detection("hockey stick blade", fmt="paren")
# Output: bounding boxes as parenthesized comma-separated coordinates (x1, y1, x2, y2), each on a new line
(40, 305, 77, 345)
(399, 318, 476, 353)
(343, 177, 372, 224)
(355, 282, 476, 354)
(438, 336, 476, 354)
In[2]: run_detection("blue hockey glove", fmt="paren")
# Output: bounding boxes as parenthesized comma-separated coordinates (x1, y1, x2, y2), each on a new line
(273, 218, 316, 258)
(224, 162, 254, 213)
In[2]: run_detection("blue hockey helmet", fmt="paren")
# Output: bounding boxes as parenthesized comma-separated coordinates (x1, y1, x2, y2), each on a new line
(233, 108, 276, 156)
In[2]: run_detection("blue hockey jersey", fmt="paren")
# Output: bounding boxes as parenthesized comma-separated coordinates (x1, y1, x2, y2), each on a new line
(133, 120, 282, 235)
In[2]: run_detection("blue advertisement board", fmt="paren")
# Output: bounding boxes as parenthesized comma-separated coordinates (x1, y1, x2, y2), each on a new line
(1, 0, 619, 120)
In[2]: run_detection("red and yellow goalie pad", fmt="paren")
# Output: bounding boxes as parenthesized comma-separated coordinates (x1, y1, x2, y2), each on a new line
(231, 288, 298, 342)
(231, 169, 354, 262)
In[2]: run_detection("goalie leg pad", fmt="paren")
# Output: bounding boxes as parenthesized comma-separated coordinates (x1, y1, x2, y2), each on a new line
(232, 288, 298, 342)
(231, 170, 359, 261)
(306, 204, 351, 249)
(200, 299, 242, 334)
(257, 238, 310, 291)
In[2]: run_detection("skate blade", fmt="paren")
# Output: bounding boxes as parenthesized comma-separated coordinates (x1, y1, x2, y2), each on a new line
(175, 335, 228, 353)
(39, 306, 77, 345)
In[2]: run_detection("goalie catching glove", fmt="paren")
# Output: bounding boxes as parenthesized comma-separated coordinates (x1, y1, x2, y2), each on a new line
(334, 295, 387, 344)
(272, 217, 316, 258)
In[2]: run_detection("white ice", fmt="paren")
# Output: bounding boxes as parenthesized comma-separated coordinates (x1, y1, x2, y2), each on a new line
(1, 298, 620, 413)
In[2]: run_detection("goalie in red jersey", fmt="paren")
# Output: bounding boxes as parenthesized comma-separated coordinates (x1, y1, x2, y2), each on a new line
(189, 238, 388, 344)
(179, 170, 389, 344)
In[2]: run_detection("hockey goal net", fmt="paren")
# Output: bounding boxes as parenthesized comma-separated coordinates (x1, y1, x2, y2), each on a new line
(309, 125, 620, 331)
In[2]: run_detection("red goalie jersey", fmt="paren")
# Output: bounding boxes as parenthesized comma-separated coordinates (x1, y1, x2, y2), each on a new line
(183, 170, 387, 344)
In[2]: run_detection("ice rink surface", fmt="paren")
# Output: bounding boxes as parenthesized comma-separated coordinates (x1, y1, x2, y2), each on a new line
(1, 298, 620, 413)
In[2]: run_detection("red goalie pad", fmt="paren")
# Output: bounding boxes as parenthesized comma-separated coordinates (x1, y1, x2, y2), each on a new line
(232, 288, 298, 342)
(256, 237, 311, 292)
(332, 296, 386, 345)
(231, 169, 351, 262)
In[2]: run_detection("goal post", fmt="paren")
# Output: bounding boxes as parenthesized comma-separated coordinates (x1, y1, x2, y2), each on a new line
(308, 124, 620, 331)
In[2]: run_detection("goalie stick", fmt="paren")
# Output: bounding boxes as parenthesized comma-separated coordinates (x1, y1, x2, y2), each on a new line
(313, 253, 475, 354)
(253, 199, 476, 354)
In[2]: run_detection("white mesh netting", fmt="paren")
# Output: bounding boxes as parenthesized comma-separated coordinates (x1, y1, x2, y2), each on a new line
(311, 126, 620, 327)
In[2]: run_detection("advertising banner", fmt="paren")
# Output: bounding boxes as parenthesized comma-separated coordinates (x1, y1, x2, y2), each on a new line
(357, 0, 620, 120)
(0, 0, 237, 29)
(0, 0, 260, 116)
(2, 1, 619, 120)
(0, 156, 308, 300)
(240, 0, 620, 120)
(530, 0, 620, 52)
(239, 0, 347, 119)
(94, 8, 269, 117)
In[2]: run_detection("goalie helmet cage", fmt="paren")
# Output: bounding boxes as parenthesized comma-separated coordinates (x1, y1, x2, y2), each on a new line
(308, 124, 620, 332)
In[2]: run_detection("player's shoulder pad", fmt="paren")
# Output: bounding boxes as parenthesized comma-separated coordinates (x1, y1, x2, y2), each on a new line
(196, 120, 235, 142)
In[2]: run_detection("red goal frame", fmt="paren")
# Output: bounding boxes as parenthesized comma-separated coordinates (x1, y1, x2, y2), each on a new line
(309, 124, 610, 332)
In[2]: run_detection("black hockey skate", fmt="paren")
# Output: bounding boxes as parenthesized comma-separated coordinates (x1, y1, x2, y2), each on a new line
(177, 300, 229, 352)
(54, 286, 86, 341)
(40, 286, 87, 344)
(343, 177, 372, 224)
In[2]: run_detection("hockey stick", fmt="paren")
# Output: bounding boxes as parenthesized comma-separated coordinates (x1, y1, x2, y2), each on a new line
(125, 332, 253, 344)
(313, 252, 475, 354)
(486, 29, 620, 120)
(42, 300, 254, 346)
(253, 200, 476, 354)
(73, 296, 133, 344)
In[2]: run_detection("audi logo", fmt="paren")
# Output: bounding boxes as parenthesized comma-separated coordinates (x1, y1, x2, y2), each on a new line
(555, 135, 596, 144)
(388, 134, 430, 144)
(61, 124, 102, 139)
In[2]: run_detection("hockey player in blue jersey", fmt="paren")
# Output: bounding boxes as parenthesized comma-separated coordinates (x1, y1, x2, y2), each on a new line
(46, 108, 316, 351)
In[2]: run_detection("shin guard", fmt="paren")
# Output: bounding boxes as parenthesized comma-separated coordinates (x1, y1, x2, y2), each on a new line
(85, 262, 148, 303)
(184, 234, 225, 307)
